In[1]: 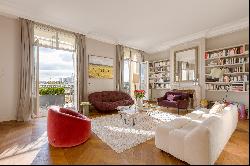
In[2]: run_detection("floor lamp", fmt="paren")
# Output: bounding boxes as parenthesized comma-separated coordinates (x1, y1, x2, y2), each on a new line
(133, 73, 139, 90)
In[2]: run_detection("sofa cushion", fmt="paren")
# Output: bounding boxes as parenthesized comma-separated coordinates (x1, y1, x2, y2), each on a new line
(161, 100, 177, 107)
(173, 95, 182, 101)
(209, 102, 226, 114)
(167, 94, 175, 101)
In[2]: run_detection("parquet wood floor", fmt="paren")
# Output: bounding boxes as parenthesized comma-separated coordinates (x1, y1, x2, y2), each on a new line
(0, 108, 248, 165)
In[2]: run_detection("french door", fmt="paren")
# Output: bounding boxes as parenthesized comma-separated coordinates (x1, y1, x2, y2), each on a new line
(123, 60, 148, 100)
(32, 43, 77, 117)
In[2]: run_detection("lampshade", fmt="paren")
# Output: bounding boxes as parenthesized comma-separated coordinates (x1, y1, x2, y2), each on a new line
(133, 73, 140, 83)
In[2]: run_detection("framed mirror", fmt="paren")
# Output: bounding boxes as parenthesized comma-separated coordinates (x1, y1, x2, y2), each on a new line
(174, 47, 198, 82)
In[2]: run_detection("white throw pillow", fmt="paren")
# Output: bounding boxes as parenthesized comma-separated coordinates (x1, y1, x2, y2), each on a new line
(209, 102, 226, 114)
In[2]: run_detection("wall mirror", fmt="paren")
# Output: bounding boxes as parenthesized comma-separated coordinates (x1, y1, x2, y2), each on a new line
(174, 47, 198, 82)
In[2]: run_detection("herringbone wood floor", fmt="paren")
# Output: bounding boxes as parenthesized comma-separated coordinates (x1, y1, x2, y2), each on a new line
(0, 108, 249, 165)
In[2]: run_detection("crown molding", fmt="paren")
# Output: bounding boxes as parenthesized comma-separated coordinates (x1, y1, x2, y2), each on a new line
(148, 17, 249, 54)
(86, 33, 117, 45)
(0, 2, 248, 54)
(0, 2, 119, 46)
(206, 17, 249, 38)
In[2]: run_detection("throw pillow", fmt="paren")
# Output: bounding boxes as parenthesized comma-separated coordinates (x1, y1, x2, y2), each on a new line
(209, 102, 226, 114)
(167, 94, 175, 101)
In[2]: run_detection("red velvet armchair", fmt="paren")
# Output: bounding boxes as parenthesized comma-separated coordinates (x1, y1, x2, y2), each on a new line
(47, 106, 91, 147)
(157, 91, 189, 114)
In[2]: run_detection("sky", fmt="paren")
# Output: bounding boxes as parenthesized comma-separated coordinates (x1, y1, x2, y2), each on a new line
(39, 47, 74, 81)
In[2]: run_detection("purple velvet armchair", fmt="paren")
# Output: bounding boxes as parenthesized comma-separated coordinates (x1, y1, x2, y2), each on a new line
(157, 91, 189, 114)
(88, 91, 134, 112)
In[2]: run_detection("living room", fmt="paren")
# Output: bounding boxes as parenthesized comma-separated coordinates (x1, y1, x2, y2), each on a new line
(0, 0, 249, 165)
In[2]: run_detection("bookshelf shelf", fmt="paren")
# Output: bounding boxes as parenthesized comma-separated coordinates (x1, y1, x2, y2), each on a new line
(205, 43, 249, 92)
(149, 59, 170, 90)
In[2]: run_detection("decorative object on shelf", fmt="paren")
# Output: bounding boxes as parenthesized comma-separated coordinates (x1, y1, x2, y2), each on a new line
(209, 68, 224, 79)
(205, 43, 249, 93)
(223, 76, 230, 83)
(148, 59, 170, 91)
(200, 98, 209, 108)
(134, 90, 145, 110)
(80, 101, 91, 116)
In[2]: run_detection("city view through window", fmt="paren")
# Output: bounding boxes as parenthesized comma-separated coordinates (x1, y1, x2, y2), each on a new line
(39, 47, 76, 116)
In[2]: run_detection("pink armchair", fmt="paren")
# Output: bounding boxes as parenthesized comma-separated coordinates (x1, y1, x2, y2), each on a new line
(47, 106, 91, 147)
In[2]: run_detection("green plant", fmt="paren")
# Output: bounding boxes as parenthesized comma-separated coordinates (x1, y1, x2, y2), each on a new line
(39, 87, 65, 95)
(134, 90, 145, 99)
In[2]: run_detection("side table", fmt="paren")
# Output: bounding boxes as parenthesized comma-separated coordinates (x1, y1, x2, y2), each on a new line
(83, 105, 89, 116)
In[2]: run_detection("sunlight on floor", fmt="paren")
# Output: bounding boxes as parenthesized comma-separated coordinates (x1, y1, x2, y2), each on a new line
(104, 125, 155, 136)
(0, 132, 47, 165)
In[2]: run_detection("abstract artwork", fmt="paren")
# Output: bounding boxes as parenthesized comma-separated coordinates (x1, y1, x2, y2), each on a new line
(88, 55, 113, 79)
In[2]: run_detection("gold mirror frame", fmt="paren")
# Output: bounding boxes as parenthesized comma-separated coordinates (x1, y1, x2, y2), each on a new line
(174, 47, 198, 82)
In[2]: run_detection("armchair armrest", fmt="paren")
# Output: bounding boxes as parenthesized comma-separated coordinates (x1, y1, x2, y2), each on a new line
(176, 99, 189, 109)
(157, 96, 165, 102)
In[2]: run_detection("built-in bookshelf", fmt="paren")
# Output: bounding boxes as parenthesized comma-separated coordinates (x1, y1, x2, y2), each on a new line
(205, 43, 249, 92)
(149, 59, 170, 90)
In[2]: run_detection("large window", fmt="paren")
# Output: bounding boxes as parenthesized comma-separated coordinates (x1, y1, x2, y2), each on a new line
(122, 47, 148, 99)
(33, 23, 77, 117)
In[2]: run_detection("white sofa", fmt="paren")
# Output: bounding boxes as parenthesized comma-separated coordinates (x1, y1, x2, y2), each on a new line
(155, 104, 238, 165)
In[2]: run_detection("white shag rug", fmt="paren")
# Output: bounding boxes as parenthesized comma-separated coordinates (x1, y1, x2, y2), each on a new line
(91, 110, 179, 153)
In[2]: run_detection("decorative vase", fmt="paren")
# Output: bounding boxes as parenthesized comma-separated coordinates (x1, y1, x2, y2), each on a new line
(136, 98, 143, 110)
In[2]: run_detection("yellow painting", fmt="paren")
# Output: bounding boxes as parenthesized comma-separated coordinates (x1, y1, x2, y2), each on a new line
(89, 64, 113, 79)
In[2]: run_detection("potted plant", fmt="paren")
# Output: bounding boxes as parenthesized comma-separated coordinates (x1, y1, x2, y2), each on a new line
(39, 87, 65, 107)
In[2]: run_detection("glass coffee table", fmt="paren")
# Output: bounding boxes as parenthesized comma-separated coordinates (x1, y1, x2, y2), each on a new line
(118, 108, 139, 126)
(117, 105, 155, 126)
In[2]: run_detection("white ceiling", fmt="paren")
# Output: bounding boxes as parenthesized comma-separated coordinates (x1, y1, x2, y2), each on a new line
(0, 0, 249, 53)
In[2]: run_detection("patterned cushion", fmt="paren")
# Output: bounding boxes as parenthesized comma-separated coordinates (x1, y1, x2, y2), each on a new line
(167, 94, 175, 101)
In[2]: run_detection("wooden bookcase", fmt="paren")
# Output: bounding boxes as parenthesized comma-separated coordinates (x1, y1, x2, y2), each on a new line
(204, 43, 249, 93)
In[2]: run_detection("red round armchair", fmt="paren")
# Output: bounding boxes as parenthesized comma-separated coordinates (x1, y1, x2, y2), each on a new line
(47, 106, 91, 147)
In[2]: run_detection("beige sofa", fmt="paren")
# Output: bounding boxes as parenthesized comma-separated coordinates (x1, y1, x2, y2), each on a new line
(155, 104, 238, 165)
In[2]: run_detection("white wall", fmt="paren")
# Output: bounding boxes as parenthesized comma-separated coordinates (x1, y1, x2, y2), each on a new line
(205, 29, 249, 108)
(0, 15, 20, 122)
(86, 37, 116, 95)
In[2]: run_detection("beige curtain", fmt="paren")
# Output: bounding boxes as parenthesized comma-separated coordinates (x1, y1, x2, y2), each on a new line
(75, 34, 87, 111)
(116, 45, 124, 91)
(17, 18, 35, 121)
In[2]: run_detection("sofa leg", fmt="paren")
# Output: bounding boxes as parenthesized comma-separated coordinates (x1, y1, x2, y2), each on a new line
(178, 108, 179, 115)
(186, 109, 188, 113)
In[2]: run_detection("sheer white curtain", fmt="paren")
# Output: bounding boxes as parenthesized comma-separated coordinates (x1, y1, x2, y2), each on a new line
(17, 18, 35, 121)
(34, 23, 75, 51)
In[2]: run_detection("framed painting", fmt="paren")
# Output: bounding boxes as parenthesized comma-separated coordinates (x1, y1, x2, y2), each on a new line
(88, 55, 113, 79)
